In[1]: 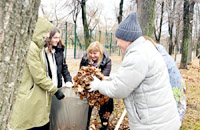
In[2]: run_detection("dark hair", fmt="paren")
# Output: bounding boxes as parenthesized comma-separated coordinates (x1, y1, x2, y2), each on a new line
(45, 28, 65, 52)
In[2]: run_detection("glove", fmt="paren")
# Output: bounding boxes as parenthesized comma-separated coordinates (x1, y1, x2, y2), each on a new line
(109, 73, 116, 80)
(104, 76, 110, 81)
(54, 89, 65, 100)
(89, 76, 101, 92)
(63, 82, 73, 88)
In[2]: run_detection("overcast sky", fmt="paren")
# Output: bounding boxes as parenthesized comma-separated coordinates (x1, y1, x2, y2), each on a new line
(39, 0, 134, 31)
(39, 0, 132, 24)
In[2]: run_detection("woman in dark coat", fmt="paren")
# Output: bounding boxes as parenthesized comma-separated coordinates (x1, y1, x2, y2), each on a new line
(43, 28, 73, 130)
(80, 41, 113, 130)
(44, 28, 72, 89)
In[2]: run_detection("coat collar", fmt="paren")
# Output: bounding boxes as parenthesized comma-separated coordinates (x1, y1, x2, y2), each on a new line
(125, 36, 145, 54)
(82, 52, 108, 67)
(44, 44, 64, 54)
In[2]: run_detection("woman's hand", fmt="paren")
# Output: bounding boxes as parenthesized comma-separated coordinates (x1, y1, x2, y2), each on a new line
(54, 89, 65, 100)
(63, 82, 74, 88)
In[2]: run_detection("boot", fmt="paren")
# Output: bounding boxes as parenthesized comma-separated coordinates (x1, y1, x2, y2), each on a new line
(100, 125, 108, 130)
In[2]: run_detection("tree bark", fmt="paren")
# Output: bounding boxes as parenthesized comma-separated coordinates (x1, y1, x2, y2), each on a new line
(168, 0, 176, 55)
(180, 0, 190, 69)
(137, 0, 156, 38)
(117, 0, 124, 24)
(168, 21, 174, 55)
(81, 0, 90, 49)
(0, 0, 40, 129)
(196, 36, 200, 56)
(187, 1, 195, 64)
(174, 17, 181, 62)
(154, 1, 164, 43)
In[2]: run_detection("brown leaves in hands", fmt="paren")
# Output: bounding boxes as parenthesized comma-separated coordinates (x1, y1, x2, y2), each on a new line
(103, 112, 111, 119)
(72, 65, 110, 109)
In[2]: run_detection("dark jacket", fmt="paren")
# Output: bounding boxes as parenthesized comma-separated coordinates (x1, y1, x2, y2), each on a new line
(45, 45, 72, 88)
(80, 53, 113, 114)
(80, 53, 111, 76)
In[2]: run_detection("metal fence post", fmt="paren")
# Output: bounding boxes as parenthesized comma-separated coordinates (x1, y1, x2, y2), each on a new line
(74, 23, 77, 59)
(105, 30, 108, 45)
(110, 33, 112, 55)
(89, 29, 92, 42)
(95, 30, 97, 41)
(65, 22, 67, 58)
(99, 31, 101, 42)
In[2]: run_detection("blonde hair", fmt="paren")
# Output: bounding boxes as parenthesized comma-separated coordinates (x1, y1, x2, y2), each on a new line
(87, 41, 104, 67)
(143, 36, 157, 48)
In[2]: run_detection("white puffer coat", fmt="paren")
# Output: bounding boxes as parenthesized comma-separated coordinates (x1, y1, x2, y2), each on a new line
(98, 37, 181, 130)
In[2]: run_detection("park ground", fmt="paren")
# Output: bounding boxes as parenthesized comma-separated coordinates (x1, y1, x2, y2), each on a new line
(66, 56, 200, 130)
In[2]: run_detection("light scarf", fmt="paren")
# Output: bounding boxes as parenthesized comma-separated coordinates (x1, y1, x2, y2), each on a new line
(46, 49, 58, 86)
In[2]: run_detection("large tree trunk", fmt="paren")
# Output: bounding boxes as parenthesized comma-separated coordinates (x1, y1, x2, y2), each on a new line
(187, 1, 195, 64)
(81, 0, 90, 49)
(137, 0, 156, 38)
(0, 0, 40, 129)
(117, 0, 124, 24)
(180, 0, 190, 69)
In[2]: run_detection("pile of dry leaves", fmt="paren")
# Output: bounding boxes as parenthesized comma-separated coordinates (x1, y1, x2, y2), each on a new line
(72, 65, 110, 109)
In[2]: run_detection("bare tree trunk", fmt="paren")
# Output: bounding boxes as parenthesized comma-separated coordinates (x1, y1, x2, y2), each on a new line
(168, 0, 176, 55)
(180, 0, 190, 69)
(154, 1, 164, 43)
(118, 0, 124, 58)
(196, 36, 200, 56)
(174, 0, 184, 61)
(81, 0, 90, 49)
(117, 0, 124, 24)
(194, 4, 200, 57)
(187, 1, 195, 64)
(174, 18, 181, 62)
(137, 0, 156, 38)
(168, 21, 174, 55)
(0, 0, 40, 129)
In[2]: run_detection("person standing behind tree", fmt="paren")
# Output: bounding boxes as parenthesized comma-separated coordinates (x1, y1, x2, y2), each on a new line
(9, 18, 71, 130)
(144, 36, 186, 124)
(80, 41, 113, 130)
(89, 12, 181, 130)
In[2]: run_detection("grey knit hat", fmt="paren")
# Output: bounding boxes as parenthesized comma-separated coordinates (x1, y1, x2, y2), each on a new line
(115, 12, 142, 42)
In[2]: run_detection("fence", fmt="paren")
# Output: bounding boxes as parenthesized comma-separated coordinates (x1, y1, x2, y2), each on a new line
(60, 22, 121, 59)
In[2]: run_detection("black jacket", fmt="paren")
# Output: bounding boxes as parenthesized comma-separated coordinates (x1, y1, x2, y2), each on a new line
(80, 53, 113, 115)
(45, 45, 72, 88)
(80, 53, 112, 76)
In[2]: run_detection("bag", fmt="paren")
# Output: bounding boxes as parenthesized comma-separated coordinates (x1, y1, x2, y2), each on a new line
(50, 87, 89, 130)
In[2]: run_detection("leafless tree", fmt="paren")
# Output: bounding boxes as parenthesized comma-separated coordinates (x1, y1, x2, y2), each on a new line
(187, 1, 195, 64)
(0, 0, 40, 129)
(154, 1, 165, 43)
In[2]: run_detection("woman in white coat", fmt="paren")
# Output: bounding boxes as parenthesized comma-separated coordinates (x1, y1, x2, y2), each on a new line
(89, 12, 181, 130)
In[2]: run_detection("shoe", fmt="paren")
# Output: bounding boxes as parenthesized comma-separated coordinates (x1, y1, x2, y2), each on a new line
(100, 125, 108, 130)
